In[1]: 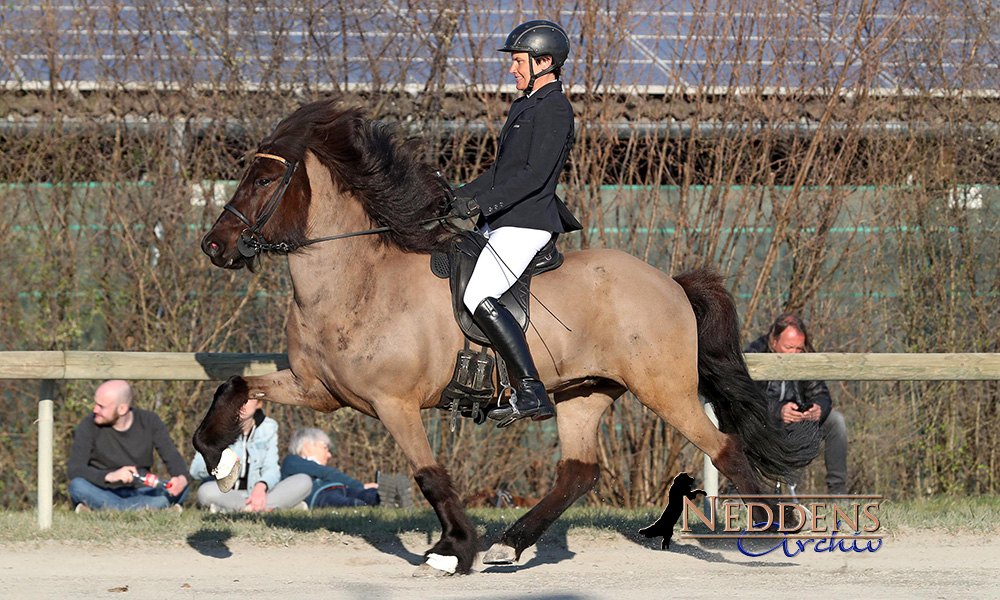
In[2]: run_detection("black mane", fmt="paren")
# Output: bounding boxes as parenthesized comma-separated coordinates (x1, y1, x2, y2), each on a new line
(259, 99, 456, 253)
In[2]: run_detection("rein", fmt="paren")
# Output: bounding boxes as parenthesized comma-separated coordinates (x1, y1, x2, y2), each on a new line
(225, 153, 448, 257)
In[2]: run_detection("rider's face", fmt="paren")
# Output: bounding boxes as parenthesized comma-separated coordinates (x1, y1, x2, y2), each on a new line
(509, 52, 532, 90)
(508, 52, 552, 91)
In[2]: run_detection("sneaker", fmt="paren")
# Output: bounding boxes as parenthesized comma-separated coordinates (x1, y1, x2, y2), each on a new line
(74, 503, 91, 514)
(169, 503, 184, 514)
(378, 473, 414, 509)
(379, 473, 399, 508)
(209, 503, 220, 514)
(393, 473, 414, 509)
(292, 501, 308, 511)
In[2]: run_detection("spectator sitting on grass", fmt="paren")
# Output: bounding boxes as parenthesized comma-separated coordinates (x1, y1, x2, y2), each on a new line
(189, 397, 311, 512)
(66, 380, 189, 512)
(280, 428, 388, 508)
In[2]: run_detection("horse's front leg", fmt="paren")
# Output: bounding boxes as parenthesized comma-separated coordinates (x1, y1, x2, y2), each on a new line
(374, 401, 479, 577)
(483, 391, 612, 565)
(192, 370, 324, 491)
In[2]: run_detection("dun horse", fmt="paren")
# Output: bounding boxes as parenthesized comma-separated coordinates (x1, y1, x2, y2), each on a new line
(194, 99, 814, 576)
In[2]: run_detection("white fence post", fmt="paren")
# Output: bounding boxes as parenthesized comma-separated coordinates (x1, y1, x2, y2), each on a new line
(38, 379, 55, 530)
(702, 401, 720, 515)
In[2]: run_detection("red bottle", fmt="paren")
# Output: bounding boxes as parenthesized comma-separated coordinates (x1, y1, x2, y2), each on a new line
(133, 472, 167, 489)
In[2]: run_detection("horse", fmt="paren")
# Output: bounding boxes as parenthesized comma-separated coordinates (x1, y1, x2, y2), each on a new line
(193, 99, 815, 576)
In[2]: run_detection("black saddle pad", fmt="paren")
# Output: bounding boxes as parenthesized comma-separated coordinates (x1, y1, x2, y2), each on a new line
(431, 231, 563, 346)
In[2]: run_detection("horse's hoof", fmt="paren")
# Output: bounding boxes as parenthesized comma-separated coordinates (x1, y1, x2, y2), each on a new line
(785, 503, 812, 532)
(212, 448, 240, 493)
(413, 559, 456, 578)
(482, 544, 517, 565)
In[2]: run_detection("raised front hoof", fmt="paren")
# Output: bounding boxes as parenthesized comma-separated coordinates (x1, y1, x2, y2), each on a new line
(482, 543, 517, 565)
(212, 448, 241, 493)
(413, 553, 460, 578)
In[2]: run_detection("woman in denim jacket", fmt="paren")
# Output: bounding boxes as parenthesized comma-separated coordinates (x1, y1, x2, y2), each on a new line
(190, 397, 311, 512)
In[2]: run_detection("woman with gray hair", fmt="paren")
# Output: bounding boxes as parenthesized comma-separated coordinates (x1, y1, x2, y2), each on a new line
(287, 428, 332, 457)
(281, 428, 412, 508)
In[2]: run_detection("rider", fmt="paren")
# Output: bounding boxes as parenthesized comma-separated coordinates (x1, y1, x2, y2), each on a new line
(451, 20, 582, 426)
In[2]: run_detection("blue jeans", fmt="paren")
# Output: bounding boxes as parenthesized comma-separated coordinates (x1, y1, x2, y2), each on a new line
(69, 477, 189, 511)
(314, 485, 379, 508)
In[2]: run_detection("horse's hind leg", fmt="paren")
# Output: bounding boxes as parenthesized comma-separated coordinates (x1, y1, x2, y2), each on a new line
(374, 401, 479, 576)
(484, 389, 615, 565)
(653, 395, 789, 527)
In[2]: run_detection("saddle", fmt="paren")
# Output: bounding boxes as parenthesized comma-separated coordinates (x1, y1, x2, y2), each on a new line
(430, 230, 564, 425)
(430, 230, 563, 345)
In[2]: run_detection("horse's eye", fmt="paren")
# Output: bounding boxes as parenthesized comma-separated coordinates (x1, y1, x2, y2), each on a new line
(254, 177, 272, 188)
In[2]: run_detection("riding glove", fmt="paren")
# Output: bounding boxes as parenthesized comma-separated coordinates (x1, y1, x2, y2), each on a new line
(452, 196, 481, 219)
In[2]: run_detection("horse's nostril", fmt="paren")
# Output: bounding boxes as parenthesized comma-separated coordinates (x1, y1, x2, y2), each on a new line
(202, 236, 223, 258)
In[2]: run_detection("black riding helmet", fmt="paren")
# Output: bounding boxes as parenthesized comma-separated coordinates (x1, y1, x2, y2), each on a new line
(498, 20, 570, 93)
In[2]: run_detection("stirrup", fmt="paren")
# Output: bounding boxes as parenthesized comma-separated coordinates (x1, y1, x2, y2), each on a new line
(487, 380, 554, 428)
(490, 405, 554, 428)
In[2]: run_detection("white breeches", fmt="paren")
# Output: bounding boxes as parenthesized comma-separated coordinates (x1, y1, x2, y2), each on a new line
(463, 225, 553, 313)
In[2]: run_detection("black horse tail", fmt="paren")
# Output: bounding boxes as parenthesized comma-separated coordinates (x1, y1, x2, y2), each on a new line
(673, 268, 821, 482)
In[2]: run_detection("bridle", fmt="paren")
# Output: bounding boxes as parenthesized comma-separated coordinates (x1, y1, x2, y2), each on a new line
(223, 152, 448, 258)
(224, 153, 300, 257)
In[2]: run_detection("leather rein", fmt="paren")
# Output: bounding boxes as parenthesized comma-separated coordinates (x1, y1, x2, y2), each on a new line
(224, 152, 447, 257)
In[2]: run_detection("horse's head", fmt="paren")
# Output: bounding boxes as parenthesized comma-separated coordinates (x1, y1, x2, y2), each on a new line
(203, 99, 455, 270)
(201, 149, 310, 270)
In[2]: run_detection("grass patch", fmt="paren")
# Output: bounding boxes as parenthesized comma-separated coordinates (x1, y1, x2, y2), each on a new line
(880, 495, 1000, 534)
(1, 497, 996, 547)
(0, 506, 663, 548)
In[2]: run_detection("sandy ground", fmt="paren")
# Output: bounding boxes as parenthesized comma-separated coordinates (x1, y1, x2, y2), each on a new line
(1, 529, 997, 599)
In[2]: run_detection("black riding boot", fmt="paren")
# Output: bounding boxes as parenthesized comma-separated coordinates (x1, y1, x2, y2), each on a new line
(472, 298, 555, 427)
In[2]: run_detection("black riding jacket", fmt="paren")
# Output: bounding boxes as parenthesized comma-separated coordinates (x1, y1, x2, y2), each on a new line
(456, 81, 582, 233)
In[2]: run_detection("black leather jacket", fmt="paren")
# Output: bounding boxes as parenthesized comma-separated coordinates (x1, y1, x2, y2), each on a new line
(745, 335, 833, 425)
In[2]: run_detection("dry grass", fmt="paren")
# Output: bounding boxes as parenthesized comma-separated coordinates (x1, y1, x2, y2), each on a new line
(2, 496, 998, 549)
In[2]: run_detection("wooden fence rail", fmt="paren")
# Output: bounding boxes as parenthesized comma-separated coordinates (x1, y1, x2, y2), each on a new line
(5, 351, 1000, 381)
(0, 351, 289, 380)
(3, 351, 1000, 530)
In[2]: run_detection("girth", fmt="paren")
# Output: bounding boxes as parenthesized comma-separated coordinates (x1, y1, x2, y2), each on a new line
(430, 230, 563, 346)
